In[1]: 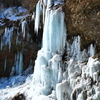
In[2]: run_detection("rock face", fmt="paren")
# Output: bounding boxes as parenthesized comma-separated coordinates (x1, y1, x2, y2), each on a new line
(0, 10, 39, 77)
(0, 0, 100, 100)
(63, 0, 100, 51)
(0, 0, 38, 11)
(0, 0, 21, 7)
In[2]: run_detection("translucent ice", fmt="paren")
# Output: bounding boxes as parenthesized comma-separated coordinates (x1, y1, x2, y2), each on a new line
(15, 51, 23, 75)
(88, 44, 95, 57)
(42, 8, 66, 54)
(21, 20, 27, 39)
(34, 1, 42, 34)
(0, 27, 14, 51)
(33, 6, 66, 96)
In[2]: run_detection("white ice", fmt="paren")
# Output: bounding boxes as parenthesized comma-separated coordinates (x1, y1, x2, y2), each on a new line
(15, 51, 23, 75)
(21, 20, 27, 39)
(0, 27, 14, 51)
(34, 1, 42, 34)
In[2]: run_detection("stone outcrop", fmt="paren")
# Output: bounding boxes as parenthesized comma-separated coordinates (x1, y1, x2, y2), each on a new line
(63, 0, 100, 52)
(0, 0, 38, 12)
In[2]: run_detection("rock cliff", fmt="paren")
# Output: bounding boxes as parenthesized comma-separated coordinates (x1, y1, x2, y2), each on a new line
(63, 0, 100, 52)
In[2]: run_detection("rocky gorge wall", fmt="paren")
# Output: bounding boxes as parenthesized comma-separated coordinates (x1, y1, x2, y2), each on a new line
(0, 0, 99, 79)
(5, 0, 99, 54)
(0, 7, 39, 77)
(63, 0, 100, 52)
(0, 0, 100, 100)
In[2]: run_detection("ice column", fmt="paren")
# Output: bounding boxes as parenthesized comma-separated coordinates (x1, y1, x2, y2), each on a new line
(0, 27, 14, 51)
(15, 51, 23, 75)
(43, 8, 66, 54)
(33, 7, 66, 95)
(88, 44, 95, 57)
(47, 0, 54, 7)
(34, 1, 42, 35)
(21, 20, 27, 39)
(19, 51, 23, 74)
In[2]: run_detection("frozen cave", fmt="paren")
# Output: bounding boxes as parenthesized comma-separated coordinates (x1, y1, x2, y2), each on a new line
(0, 0, 100, 100)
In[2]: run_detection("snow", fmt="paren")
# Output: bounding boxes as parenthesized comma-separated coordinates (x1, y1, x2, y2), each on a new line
(42, 7, 66, 53)
(18, 6, 28, 13)
(0, 7, 28, 22)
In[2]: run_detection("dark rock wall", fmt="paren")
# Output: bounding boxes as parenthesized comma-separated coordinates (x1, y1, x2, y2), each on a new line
(63, 0, 100, 52)
(0, 0, 21, 7)
(0, 18, 39, 77)
(0, 0, 38, 12)
(0, 0, 100, 77)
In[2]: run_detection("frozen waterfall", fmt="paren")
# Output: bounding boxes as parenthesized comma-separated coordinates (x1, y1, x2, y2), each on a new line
(33, 2, 66, 95)
(0, 1, 100, 100)
(32, 0, 100, 100)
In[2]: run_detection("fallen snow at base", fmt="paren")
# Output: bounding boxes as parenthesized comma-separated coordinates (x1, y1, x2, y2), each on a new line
(0, 74, 56, 100)
(0, 75, 27, 89)
(0, 74, 32, 100)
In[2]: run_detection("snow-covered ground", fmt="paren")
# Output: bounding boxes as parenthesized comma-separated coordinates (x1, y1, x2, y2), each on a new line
(0, 74, 56, 100)
(0, 74, 32, 100)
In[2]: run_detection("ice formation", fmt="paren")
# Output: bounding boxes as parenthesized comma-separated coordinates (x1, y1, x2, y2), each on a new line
(0, 27, 14, 51)
(21, 20, 27, 39)
(14, 51, 23, 75)
(32, 0, 100, 100)
(33, 2, 66, 95)
(34, 1, 42, 34)
(0, 0, 100, 100)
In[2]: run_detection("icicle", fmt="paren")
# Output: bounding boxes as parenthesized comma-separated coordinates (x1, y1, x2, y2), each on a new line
(21, 20, 27, 39)
(18, 51, 23, 74)
(10, 66, 15, 77)
(15, 51, 23, 75)
(51, 54, 61, 85)
(34, 1, 42, 35)
(76, 36, 81, 59)
(88, 44, 95, 57)
(42, 8, 66, 53)
(58, 63, 63, 83)
(32, 12, 35, 20)
(15, 51, 19, 75)
(43, 0, 48, 6)
(4, 57, 7, 72)
(43, 4, 46, 24)
(0, 38, 2, 50)
(1, 27, 14, 50)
